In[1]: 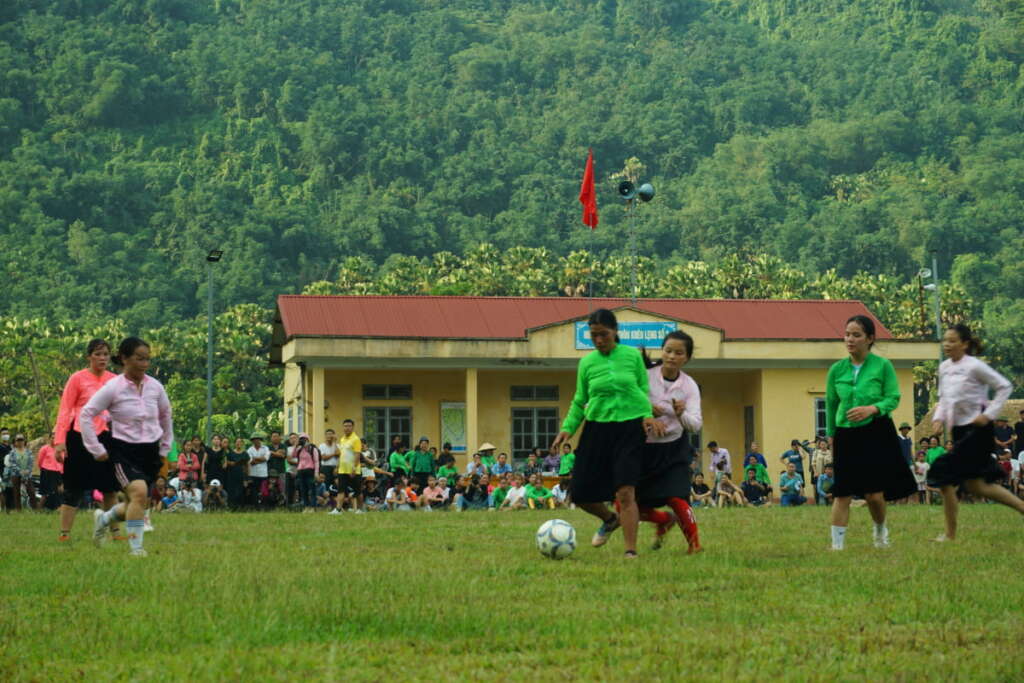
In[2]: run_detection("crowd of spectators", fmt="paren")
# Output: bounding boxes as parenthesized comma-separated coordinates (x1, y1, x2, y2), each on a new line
(4, 409, 1024, 513)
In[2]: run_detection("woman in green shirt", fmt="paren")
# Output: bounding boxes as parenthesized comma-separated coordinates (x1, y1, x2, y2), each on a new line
(825, 315, 917, 551)
(550, 309, 664, 558)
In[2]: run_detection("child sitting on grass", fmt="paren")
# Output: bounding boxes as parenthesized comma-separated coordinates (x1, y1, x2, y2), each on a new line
(490, 474, 511, 509)
(715, 473, 747, 507)
(363, 478, 386, 511)
(691, 473, 712, 507)
(525, 473, 556, 509)
(499, 473, 527, 511)
(158, 485, 180, 512)
(551, 476, 570, 508)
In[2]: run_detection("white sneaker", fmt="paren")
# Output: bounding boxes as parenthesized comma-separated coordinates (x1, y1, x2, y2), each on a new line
(92, 509, 108, 547)
(873, 527, 890, 549)
(354, 509, 365, 514)
(931, 534, 951, 543)
(329, 509, 341, 515)
(129, 548, 148, 557)
(143, 523, 155, 532)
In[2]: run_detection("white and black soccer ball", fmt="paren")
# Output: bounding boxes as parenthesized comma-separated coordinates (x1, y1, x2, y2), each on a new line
(536, 519, 576, 560)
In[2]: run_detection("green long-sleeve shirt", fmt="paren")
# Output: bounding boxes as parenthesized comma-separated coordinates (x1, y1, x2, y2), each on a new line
(744, 463, 771, 487)
(408, 448, 434, 474)
(525, 483, 553, 501)
(558, 452, 575, 475)
(825, 353, 900, 437)
(389, 450, 409, 472)
(561, 344, 652, 435)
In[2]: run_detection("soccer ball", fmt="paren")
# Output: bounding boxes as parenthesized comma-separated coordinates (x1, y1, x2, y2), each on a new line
(536, 519, 576, 560)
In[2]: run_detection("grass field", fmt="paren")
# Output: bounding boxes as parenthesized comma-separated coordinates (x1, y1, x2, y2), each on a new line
(2, 504, 1023, 681)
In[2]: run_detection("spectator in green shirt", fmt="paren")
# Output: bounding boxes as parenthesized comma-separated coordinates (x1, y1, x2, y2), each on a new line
(436, 460, 459, 484)
(925, 436, 945, 465)
(408, 437, 435, 489)
(558, 443, 575, 475)
(490, 473, 511, 508)
(477, 442, 497, 469)
(389, 444, 409, 478)
(525, 473, 556, 509)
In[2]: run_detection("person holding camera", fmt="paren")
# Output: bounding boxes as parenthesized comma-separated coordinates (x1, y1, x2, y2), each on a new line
(203, 479, 226, 511)
(292, 433, 320, 512)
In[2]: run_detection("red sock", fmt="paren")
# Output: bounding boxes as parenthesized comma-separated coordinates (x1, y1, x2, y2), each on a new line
(667, 497, 700, 548)
(617, 501, 673, 526)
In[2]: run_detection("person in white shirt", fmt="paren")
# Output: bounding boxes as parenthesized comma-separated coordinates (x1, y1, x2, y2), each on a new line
(928, 324, 1024, 542)
(551, 477, 570, 508)
(318, 428, 340, 489)
(385, 481, 411, 511)
(179, 481, 203, 512)
(246, 434, 270, 507)
(500, 474, 527, 510)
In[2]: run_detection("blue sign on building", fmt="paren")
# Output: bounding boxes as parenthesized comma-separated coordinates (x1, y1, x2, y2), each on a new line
(574, 321, 678, 350)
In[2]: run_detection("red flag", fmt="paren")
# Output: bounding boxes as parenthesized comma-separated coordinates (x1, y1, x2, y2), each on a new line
(579, 148, 598, 229)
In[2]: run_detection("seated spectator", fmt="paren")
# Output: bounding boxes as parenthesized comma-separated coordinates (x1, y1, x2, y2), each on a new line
(479, 473, 494, 500)
(691, 473, 712, 507)
(314, 473, 328, 507)
(542, 449, 561, 474)
(386, 479, 412, 510)
(363, 479, 387, 511)
(925, 437, 945, 465)
(745, 442, 767, 468)
(525, 473, 556, 509)
(816, 464, 835, 505)
(743, 455, 772, 493)
(558, 443, 575, 478)
(741, 468, 770, 506)
(551, 476, 571, 508)
(490, 474, 511, 509)
(158, 485, 180, 512)
(320, 484, 336, 510)
(499, 473, 527, 511)
(779, 462, 806, 506)
(997, 450, 1014, 490)
(150, 476, 167, 509)
(455, 475, 488, 511)
(435, 476, 453, 509)
(519, 453, 543, 478)
(405, 480, 421, 506)
(912, 451, 930, 504)
(260, 471, 284, 509)
(179, 480, 203, 512)
(436, 458, 459, 485)
(204, 479, 226, 511)
(420, 475, 447, 510)
(715, 473, 747, 507)
(491, 452, 513, 477)
(478, 443, 498, 469)
(464, 453, 486, 477)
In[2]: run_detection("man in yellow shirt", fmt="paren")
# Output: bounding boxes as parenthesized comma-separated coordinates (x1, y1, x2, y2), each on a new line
(336, 419, 365, 513)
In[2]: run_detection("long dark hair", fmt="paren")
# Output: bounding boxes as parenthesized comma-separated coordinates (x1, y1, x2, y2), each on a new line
(113, 336, 149, 365)
(948, 323, 983, 356)
(845, 315, 876, 348)
(642, 330, 695, 369)
(588, 308, 620, 343)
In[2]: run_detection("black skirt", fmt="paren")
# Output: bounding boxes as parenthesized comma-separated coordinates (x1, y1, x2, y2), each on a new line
(636, 436, 693, 507)
(63, 429, 118, 494)
(832, 416, 917, 501)
(572, 418, 646, 504)
(927, 423, 1004, 487)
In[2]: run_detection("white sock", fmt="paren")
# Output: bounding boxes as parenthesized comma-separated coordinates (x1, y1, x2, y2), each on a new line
(144, 509, 151, 524)
(126, 520, 145, 552)
(101, 505, 124, 526)
(874, 522, 887, 535)
(830, 525, 846, 549)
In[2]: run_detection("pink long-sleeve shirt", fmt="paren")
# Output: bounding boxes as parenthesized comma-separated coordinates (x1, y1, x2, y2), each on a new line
(53, 369, 118, 445)
(646, 365, 703, 444)
(37, 444, 62, 473)
(80, 374, 174, 458)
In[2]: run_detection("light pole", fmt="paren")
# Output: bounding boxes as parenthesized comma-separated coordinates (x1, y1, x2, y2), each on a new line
(206, 249, 223, 444)
(920, 252, 941, 365)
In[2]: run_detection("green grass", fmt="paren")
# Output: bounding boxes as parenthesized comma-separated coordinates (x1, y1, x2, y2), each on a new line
(2, 504, 1023, 681)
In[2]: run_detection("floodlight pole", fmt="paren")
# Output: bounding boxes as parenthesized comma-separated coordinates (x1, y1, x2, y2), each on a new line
(628, 200, 638, 306)
(205, 249, 223, 444)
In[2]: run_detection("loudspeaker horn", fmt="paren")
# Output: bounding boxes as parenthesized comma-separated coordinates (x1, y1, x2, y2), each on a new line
(617, 180, 637, 200)
(637, 183, 655, 202)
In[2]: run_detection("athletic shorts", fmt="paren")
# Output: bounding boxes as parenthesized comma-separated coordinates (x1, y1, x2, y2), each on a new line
(109, 437, 163, 489)
(339, 473, 362, 495)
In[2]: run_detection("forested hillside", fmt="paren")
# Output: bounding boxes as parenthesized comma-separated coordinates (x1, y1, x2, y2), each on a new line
(2, 0, 1023, 432)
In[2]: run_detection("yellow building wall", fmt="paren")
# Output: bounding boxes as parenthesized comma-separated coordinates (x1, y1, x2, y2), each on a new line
(476, 370, 577, 460)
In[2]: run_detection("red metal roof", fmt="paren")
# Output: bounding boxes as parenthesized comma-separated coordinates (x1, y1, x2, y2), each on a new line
(275, 296, 893, 341)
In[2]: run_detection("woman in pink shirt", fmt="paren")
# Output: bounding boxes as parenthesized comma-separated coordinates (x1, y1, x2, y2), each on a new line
(177, 441, 201, 486)
(53, 339, 120, 543)
(83, 337, 174, 558)
(36, 431, 62, 511)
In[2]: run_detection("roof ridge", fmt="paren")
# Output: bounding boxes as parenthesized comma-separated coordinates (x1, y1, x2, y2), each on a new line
(278, 294, 869, 304)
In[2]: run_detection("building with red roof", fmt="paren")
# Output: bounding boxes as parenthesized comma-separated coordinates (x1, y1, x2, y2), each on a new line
(272, 295, 935, 474)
